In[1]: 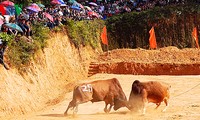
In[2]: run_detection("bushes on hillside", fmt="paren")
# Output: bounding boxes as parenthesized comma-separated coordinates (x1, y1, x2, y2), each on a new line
(66, 19, 104, 49)
(3, 22, 50, 70)
(2, 19, 104, 70)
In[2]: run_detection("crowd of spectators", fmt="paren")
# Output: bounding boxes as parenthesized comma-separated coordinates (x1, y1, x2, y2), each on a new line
(0, 0, 187, 38)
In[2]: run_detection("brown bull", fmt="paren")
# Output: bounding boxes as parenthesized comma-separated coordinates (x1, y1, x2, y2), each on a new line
(129, 80, 170, 115)
(64, 78, 128, 116)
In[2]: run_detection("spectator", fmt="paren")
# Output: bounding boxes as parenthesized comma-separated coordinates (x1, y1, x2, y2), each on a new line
(46, 19, 55, 29)
(0, 39, 9, 70)
(18, 19, 27, 36)
(1, 24, 13, 35)
(24, 20, 33, 40)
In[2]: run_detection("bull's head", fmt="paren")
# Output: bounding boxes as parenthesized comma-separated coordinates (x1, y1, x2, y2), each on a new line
(131, 80, 142, 94)
(113, 98, 132, 110)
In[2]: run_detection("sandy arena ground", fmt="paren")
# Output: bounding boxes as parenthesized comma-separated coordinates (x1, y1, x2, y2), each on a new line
(14, 74, 200, 120)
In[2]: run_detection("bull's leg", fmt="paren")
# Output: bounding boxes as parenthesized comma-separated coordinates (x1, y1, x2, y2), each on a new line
(163, 90, 170, 112)
(104, 94, 114, 113)
(155, 103, 161, 109)
(141, 90, 148, 115)
(162, 98, 169, 112)
(142, 99, 148, 115)
(64, 100, 76, 116)
(104, 103, 109, 113)
(108, 102, 114, 113)
(73, 104, 79, 114)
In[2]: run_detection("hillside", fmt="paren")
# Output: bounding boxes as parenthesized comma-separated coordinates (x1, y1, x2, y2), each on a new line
(0, 32, 102, 118)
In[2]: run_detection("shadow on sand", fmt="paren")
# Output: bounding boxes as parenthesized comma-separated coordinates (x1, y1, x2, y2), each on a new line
(38, 114, 65, 117)
(89, 110, 130, 115)
(38, 110, 130, 118)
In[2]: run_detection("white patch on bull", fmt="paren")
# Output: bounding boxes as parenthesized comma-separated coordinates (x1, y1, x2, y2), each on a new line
(81, 84, 92, 92)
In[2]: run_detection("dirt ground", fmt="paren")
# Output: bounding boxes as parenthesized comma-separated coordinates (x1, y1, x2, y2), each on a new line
(97, 46, 200, 64)
(13, 74, 200, 120)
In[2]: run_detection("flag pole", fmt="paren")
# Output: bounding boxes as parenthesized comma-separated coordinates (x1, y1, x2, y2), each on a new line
(106, 27, 109, 56)
(106, 41, 109, 57)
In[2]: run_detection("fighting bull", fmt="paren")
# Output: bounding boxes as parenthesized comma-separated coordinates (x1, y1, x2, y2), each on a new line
(129, 80, 171, 115)
(64, 78, 129, 115)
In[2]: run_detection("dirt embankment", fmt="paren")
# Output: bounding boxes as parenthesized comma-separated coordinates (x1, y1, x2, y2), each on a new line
(88, 47, 200, 76)
(0, 32, 102, 118)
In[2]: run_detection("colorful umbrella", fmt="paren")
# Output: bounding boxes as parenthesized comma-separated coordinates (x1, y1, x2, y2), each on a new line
(71, 1, 83, 9)
(51, 0, 62, 5)
(37, 3, 45, 8)
(14, 4, 22, 16)
(72, 1, 79, 7)
(78, 3, 84, 9)
(0, 18, 4, 25)
(0, 5, 12, 15)
(29, 3, 42, 11)
(60, 4, 67, 7)
(68, 0, 76, 4)
(58, 0, 65, 4)
(5, 23, 23, 32)
(44, 12, 54, 22)
(89, 2, 98, 7)
(0, 0, 14, 7)
(88, 11, 99, 18)
(26, 6, 39, 12)
(71, 6, 81, 11)
(84, 6, 92, 11)
(0, 5, 6, 15)
(5, 7, 11, 15)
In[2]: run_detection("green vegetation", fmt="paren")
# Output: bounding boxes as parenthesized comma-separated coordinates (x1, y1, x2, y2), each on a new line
(106, 4, 200, 49)
(66, 19, 104, 49)
(0, 32, 14, 46)
(3, 22, 50, 70)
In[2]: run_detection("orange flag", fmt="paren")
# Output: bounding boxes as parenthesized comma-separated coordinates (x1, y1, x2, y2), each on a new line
(149, 27, 157, 49)
(101, 26, 108, 45)
(192, 27, 199, 48)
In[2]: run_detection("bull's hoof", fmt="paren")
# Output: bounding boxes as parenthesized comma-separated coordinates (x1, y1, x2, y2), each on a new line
(141, 112, 146, 116)
(113, 107, 117, 111)
(162, 109, 166, 112)
(64, 112, 68, 116)
(104, 108, 109, 113)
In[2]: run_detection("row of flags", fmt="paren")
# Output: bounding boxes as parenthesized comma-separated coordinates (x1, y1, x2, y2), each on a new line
(101, 26, 200, 49)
